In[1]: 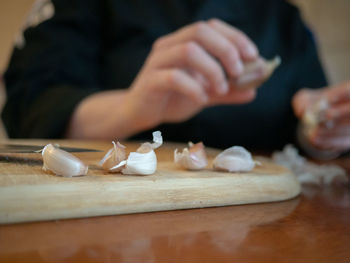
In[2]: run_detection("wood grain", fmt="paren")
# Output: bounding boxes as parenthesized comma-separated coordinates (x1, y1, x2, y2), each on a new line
(0, 140, 300, 223)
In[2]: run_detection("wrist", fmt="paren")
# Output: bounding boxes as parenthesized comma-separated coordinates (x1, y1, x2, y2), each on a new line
(66, 89, 151, 140)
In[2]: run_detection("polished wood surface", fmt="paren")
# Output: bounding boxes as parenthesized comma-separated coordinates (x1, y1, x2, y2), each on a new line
(0, 140, 349, 263)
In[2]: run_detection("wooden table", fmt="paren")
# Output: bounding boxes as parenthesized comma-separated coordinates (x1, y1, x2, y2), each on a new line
(0, 140, 349, 263)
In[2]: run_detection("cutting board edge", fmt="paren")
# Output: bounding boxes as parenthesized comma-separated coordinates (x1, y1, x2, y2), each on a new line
(0, 171, 301, 224)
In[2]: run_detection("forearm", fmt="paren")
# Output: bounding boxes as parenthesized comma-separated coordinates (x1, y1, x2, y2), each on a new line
(65, 90, 151, 140)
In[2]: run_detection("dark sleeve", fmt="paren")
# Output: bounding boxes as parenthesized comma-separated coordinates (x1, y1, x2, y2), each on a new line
(294, 29, 328, 90)
(2, 0, 101, 138)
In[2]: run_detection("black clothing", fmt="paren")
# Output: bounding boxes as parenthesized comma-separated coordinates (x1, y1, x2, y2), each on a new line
(2, 0, 327, 150)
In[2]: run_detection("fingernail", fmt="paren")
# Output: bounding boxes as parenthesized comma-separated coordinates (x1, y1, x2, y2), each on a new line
(232, 60, 244, 76)
(244, 45, 258, 58)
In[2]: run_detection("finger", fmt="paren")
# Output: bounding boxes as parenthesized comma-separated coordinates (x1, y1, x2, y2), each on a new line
(153, 21, 244, 77)
(324, 82, 350, 104)
(149, 68, 208, 104)
(316, 124, 350, 137)
(149, 41, 228, 95)
(187, 70, 210, 90)
(292, 88, 322, 118)
(210, 88, 257, 105)
(325, 103, 350, 120)
(207, 18, 258, 61)
(311, 135, 350, 151)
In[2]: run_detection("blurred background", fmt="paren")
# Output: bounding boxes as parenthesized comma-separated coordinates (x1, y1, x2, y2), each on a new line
(0, 0, 349, 139)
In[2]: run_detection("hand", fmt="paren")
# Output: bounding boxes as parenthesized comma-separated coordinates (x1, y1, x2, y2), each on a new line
(292, 82, 350, 153)
(125, 19, 259, 129)
(67, 19, 260, 139)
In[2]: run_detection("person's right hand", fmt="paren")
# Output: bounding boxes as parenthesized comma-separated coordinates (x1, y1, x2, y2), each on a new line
(67, 19, 260, 139)
(125, 19, 259, 130)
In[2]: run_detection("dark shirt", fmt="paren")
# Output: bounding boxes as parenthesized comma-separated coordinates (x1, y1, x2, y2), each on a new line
(2, 0, 327, 150)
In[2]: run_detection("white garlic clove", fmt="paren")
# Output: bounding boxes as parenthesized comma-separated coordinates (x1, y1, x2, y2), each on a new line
(99, 141, 126, 172)
(122, 151, 157, 175)
(302, 98, 329, 137)
(232, 56, 281, 89)
(174, 142, 208, 170)
(121, 131, 163, 175)
(213, 146, 255, 172)
(41, 144, 88, 177)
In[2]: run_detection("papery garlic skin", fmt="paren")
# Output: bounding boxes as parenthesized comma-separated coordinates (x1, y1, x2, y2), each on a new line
(213, 146, 255, 172)
(42, 144, 88, 177)
(121, 131, 163, 175)
(233, 56, 281, 89)
(136, 131, 163, 153)
(174, 142, 208, 170)
(99, 141, 126, 172)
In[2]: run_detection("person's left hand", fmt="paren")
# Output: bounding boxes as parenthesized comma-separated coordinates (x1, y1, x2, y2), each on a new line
(292, 81, 350, 153)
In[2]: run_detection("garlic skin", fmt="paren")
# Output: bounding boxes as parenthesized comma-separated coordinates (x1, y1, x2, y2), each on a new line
(232, 56, 281, 89)
(99, 141, 126, 172)
(42, 144, 88, 177)
(213, 146, 255, 172)
(174, 142, 208, 170)
(136, 131, 163, 153)
(121, 131, 163, 175)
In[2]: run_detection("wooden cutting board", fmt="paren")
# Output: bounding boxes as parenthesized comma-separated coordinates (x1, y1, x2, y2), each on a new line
(0, 140, 301, 224)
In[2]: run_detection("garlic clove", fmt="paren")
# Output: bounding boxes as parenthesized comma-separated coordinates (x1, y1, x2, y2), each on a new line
(174, 142, 208, 170)
(99, 141, 126, 172)
(213, 146, 255, 172)
(121, 131, 163, 175)
(110, 160, 127, 171)
(302, 98, 329, 137)
(122, 151, 157, 175)
(232, 56, 281, 89)
(41, 144, 88, 177)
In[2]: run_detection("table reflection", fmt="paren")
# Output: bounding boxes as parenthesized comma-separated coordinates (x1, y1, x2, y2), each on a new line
(0, 198, 299, 262)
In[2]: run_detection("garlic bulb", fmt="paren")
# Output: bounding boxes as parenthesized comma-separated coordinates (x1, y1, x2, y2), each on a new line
(42, 144, 88, 177)
(121, 131, 163, 175)
(213, 146, 255, 172)
(174, 142, 208, 170)
(232, 56, 281, 89)
(99, 141, 126, 172)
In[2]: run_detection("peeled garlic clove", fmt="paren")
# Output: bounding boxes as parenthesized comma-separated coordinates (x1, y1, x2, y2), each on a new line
(213, 146, 255, 172)
(99, 141, 126, 172)
(302, 98, 329, 137)
(174, 142, 208, 170)
(122, 131, 163, 175)
(42, 144, 88, 177)
(232, 56, 281, 89)
(122, 151, 157, 175)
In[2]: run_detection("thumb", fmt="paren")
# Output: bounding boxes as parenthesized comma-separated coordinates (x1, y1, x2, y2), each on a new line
(292, 88, 323, 118)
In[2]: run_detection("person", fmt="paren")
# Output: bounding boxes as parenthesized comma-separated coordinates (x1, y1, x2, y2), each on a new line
(2, 0, 350, 156)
